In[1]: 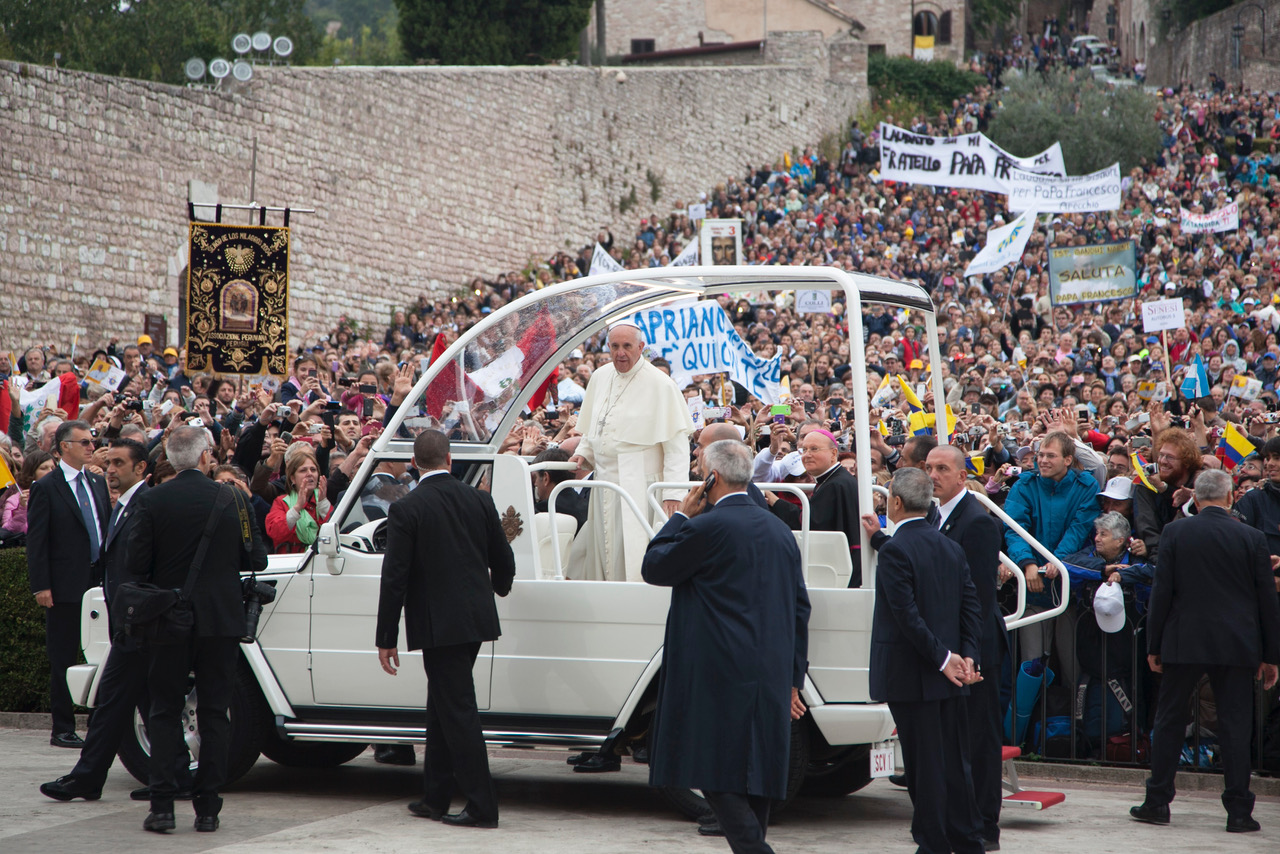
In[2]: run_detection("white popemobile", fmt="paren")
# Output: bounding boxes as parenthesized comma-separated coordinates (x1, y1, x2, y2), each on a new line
(69, 267, 1066, 819)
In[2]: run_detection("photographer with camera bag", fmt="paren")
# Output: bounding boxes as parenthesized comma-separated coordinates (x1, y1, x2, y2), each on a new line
(121, 426, 267, 834)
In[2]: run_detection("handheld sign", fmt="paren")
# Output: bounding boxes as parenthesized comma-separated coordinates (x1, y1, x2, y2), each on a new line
(795, 290, 832, 315)
(1141, 298, 1184, 333)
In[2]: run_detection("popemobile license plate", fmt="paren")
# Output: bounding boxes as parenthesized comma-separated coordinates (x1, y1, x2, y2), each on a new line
(869, 741, 895, 778)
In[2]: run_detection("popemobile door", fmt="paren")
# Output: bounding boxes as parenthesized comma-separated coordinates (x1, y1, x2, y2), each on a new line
(308, 494, 492, 709)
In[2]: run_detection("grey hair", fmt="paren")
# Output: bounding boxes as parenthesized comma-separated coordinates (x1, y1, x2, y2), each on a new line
(1193, 468, 1233, 504)
(53, 419, 91, 451)
(27, 415, 64, 455)
(890, 467, 934, 513)
(166, 426, 211, 472)
(703, 439, 752, 488)
(1094, 510, 1131, 541)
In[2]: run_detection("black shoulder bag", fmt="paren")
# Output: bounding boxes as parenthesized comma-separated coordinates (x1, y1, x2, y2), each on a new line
(111, 487, 233, 647)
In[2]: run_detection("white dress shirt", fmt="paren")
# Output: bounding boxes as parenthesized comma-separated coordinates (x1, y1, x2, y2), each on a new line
(60, 459, 101, 528)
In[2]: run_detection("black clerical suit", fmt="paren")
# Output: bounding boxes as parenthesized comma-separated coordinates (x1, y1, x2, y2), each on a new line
(940, 491, 1005, 846)
(375, 471, 516, 824)
(870, 517, 984, 854)
(67, 482, 158, 787)
(770, 463, 863, 586)
(26, 462, 110, 739)
(534, 483, 589, 533)
(643, 493, 810, 854)
(1145, 507, 1280, 821)
(125, 472, 268, 819)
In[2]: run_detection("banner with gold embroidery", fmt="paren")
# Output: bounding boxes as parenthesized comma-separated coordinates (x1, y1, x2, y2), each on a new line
(185, 223, 290, 376)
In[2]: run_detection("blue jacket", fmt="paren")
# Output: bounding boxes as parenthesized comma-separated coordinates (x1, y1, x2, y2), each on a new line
(1003, 469, 1100, 607)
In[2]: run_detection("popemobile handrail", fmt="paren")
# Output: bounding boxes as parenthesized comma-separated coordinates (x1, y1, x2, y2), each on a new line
(546, 480, 655, 581)
(645, 481, 813, 581)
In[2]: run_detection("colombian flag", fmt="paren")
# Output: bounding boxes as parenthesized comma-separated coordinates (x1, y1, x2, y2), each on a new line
(1218, 422, 1256, 470)
(966, 453, 985, 476)
(1131, 452, 1157, 492)
(897, 375, 925, 413)
(907, 405, 958, 437)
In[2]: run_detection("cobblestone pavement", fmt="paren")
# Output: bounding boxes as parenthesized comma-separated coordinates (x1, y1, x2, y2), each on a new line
(2, 727, 1276, 853)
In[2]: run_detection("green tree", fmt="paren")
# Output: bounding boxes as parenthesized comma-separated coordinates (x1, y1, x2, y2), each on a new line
(867, 54, 986, 119)
(968, 0, 1021, 36)
(394, 0, 592, 65)
(0, 0, 320, 84)
(986, 68, 1162, 174)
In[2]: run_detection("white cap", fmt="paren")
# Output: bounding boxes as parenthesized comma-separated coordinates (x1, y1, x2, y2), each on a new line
(1094, 582, 1126, 633)
(1098, 476, 1134, 501)
(569, 348, 584, 359)
(781, 451, 806, 477)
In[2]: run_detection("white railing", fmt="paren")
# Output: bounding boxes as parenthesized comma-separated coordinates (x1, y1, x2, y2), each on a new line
(546, 480, 655, 580)
(645, 481, 815, 579)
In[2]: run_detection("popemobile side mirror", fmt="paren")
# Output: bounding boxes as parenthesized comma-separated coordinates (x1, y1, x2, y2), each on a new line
(316, 521, 340, 560)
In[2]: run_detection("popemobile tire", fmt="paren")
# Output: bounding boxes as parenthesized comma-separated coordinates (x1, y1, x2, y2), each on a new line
(799, 743, 873, 797)
(117, 662, 270, 786)
(659, 716, 810, 821)
(260, 737, 369, 768)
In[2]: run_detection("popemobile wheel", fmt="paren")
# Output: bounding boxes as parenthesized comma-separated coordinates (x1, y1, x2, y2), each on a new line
(116, 663, 270, 786)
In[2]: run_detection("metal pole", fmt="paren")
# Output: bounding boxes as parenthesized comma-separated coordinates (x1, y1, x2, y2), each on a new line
(249, 136, 258, 206)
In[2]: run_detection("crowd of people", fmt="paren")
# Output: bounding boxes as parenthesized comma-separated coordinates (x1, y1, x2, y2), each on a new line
(5, 66, 1280, 839)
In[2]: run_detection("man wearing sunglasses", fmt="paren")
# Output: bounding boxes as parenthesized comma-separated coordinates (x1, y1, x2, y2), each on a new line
(26, 420, 109, 749)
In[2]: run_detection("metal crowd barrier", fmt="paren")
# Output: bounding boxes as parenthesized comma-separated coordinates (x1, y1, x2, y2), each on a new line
(1001, 576, 1278, 776)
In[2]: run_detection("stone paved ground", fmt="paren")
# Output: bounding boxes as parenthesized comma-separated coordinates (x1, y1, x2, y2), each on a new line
(2, 728, 1276, 854)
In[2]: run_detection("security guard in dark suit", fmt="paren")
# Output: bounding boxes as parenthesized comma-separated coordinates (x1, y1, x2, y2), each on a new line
(125, 426, 268, 833)
(376, 430, 515, 829)
(40, 439, 159, 801)
(866, 467, 984, 854)
(26, 419, 110, 748)
(1131, 469, 1280, 833)
(928, 445, 1006, 850)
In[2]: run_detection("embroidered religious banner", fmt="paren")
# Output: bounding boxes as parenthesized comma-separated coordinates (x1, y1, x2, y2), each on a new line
(185, 223, 290, 376)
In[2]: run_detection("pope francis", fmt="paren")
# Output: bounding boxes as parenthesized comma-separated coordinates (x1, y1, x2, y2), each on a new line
(569, 323, 694, 582)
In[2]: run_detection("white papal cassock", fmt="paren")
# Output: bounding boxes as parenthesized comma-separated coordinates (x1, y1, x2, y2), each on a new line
(568, 359, 694, 581)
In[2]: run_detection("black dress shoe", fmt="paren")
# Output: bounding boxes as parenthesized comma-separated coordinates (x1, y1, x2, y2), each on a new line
(1129, 802, 1171, 825)
(632, 746, 649, 764)
(131, 786, 194, 801)
(888, 773, 908, 788)
(50, 732, 85, 749)
(572, 752, 621, 773)
(1226, 815, 1261, 833)
(374, 745, 417, 766)
(441, 809, 498, 829)
(143, 812, 176, 833)
(697, 821, 724, 837)
(407, 801, 447, 820)
(565, 750, 595, 766)
(39, 775, 103, 801)
(194, 815, 220, 832)
(983, 838, 1000, 851)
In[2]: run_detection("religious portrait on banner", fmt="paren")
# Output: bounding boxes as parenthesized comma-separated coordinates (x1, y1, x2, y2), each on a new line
(185, 222, 290, 376)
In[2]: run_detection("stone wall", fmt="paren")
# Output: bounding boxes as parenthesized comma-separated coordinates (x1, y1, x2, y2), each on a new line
(0, 54, 864, 350)
(1147, 0, 1278, 89)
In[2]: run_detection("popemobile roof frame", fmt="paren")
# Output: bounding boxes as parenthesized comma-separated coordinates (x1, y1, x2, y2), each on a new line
(373, 265, 951, 578)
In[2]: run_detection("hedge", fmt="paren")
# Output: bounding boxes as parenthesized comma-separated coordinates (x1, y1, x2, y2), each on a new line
(0, 546, 56, 712)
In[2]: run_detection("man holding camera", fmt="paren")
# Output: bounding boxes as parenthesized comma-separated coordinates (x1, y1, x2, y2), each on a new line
(124, 426, 268, 833)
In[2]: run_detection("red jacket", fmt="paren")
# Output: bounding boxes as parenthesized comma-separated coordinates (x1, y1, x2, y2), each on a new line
(265, 493, 333, 554)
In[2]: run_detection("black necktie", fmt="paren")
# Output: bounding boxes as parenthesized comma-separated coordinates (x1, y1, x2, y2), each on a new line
(108, 501, 125, 542)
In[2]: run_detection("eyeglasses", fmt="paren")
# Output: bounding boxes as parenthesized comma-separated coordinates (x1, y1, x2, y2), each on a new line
(65, 439, 95, 448)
